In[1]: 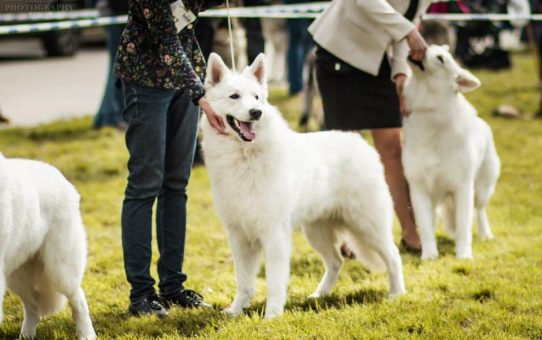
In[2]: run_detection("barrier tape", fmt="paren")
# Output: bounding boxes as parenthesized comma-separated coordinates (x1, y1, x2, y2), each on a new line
(1, 2, 542, 36)
(0, 9, 98, 22)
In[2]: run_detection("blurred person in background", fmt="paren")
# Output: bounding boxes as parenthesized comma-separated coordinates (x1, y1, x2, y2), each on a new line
(115, 0, 226, 317)
(243, 0, 269, 63)
(283, 0, 315, 96)
(310, 0, 433, 253)
(0, 107, 8, 124)
(530, 0, 542, 117)
(93, 0, 129, 129)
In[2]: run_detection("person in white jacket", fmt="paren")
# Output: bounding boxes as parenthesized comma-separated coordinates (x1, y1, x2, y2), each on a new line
(309, 0, 432, 252)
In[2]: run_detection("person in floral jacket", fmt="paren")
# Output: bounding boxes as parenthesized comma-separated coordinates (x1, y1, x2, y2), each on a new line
(114, 0, 225, 317)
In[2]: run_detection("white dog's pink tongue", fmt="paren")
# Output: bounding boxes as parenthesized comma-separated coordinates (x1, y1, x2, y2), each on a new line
(239, 121, 256, 141)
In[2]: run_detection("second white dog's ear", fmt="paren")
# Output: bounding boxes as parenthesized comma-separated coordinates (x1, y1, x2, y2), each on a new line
(456, 68, 481, 93)
(248, 53, 267, 85)
(206, 53, 229, 86)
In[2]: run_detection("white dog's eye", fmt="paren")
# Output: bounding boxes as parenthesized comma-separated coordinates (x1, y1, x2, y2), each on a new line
(230, 94, 240, 99)
(255, 95, 259, 100)
(437, 55, 445, 64)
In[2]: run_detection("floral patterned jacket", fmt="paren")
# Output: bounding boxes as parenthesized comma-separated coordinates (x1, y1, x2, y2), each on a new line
(114, 0, 222, 104)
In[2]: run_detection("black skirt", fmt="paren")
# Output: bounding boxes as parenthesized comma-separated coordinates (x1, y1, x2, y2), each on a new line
(315, 46, 402, 131)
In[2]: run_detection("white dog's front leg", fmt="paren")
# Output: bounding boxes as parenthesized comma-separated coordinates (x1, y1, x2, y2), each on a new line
(454, 187, 475, 259)
(410, 186, 438, 260)
(262, 230, 292, 319)
(224, 231, 262, 316)
(0, 270, 5, 323)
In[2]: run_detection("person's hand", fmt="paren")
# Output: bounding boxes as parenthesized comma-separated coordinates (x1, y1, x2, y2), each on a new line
(394, 74, 410, 117)
(199, 97, 227, 135)
(406, 29, 427, 61)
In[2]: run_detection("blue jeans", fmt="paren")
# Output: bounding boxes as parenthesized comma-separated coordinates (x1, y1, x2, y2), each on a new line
(120, 80, 199, 302)
(94, 24, 125, 128)
(286, 18, 313, 95)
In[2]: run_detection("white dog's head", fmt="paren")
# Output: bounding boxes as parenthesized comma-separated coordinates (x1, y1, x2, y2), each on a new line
(408, 45, 481, 93)
(204, 53, 268, 143)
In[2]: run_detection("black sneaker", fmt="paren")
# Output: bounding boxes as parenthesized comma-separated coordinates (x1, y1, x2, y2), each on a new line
(129, 294, 168, 317)
(160, 289, 212, 309)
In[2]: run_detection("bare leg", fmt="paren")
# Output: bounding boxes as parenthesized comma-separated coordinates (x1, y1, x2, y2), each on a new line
(371, 128, 420, 249)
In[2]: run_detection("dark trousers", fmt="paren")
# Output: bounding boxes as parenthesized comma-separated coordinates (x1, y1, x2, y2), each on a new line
(243, 0, 267, 64)
(120, 80, 199, 302)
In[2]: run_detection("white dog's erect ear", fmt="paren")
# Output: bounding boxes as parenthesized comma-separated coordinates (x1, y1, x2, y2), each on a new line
(456, 68, 481, 93)
(206, 52, 229, 86)
(247, 53, 267, 85)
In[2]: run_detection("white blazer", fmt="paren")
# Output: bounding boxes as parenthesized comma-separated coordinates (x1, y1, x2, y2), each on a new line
(309, 0, 433, 80)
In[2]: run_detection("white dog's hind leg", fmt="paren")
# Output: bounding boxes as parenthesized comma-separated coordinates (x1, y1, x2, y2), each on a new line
(303, 224, 343, 298)
(224, 232, 262, 316)
(20, 300, 40, 339)
(7, 263, 41, 339)
(262, 229, 292, 319)
(454, 187, 475, 259)
(442, 198, 456, 238)
(476, 208, 494, 241)
(410, 187, 438, 260)
(65, 288, 96, 340)
(372, 240, 406, 299)
(0, 270, 5, 323)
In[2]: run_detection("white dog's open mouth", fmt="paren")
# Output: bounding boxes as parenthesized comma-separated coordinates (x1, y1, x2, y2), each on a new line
(408, 55, 425, 71)
(226, 115, 257, 142)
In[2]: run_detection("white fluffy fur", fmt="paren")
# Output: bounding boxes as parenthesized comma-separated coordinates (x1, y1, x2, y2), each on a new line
(402, 45, 501, 260)
(200, 53, 405, 319)
(0, 154, 96, 339)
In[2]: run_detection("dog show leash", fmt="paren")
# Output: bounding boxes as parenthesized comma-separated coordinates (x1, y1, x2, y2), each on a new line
(225, 0, 236, 71)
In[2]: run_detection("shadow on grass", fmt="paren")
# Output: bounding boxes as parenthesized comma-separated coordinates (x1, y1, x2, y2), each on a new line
(242, 288, 386, 318)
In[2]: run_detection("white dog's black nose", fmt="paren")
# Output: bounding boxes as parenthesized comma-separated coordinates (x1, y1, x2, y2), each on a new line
(249, 109, 262, 120)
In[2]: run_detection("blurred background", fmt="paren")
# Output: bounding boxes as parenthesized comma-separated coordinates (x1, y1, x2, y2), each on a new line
(1, 0, 541, 129)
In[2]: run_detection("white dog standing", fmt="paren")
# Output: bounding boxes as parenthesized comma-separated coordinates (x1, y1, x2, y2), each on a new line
(0, 154, 96, 339)
(200, 53, 405, 319)
(402, 45, 500, 260)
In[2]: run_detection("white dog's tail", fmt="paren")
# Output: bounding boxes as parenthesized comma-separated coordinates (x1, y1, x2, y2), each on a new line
(344, 232, 387, 273)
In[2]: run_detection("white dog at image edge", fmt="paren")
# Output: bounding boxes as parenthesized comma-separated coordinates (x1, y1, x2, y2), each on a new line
(402, 45, 501, 260)
(0, 154, 96, 339)
(200, 53, 406, 319)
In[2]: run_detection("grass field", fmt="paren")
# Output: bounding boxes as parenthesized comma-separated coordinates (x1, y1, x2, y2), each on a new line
(0, 53, 541, 339)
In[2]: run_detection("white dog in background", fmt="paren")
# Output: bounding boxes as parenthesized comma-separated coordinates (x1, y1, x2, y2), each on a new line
(0, 154, 96, 339)
(402, 45, 500, 261)
(200, 53, 405, 319)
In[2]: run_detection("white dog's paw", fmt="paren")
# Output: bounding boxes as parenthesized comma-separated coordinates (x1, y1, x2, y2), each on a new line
(263, 305, 284, 319)
(421, 249, 439, 261)
(388, 289, 406, 301)
(455, 250, 473, 259)
(308, 290, 327, 299)
(77, 333, 97, 340)
(223, 306, 243, 316)
(478, 232, 494, 241)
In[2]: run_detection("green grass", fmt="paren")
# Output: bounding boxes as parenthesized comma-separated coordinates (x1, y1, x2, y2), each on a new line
(1, 53, 542, 339)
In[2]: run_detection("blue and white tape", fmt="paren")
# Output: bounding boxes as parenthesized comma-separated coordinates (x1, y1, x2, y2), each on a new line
(1, 2, 542, 36)
(0, 9, 99, 23)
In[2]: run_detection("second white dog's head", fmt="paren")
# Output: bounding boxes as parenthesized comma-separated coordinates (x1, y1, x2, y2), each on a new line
(204, 53, 268, 143)
(408, 45, 481, 93)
